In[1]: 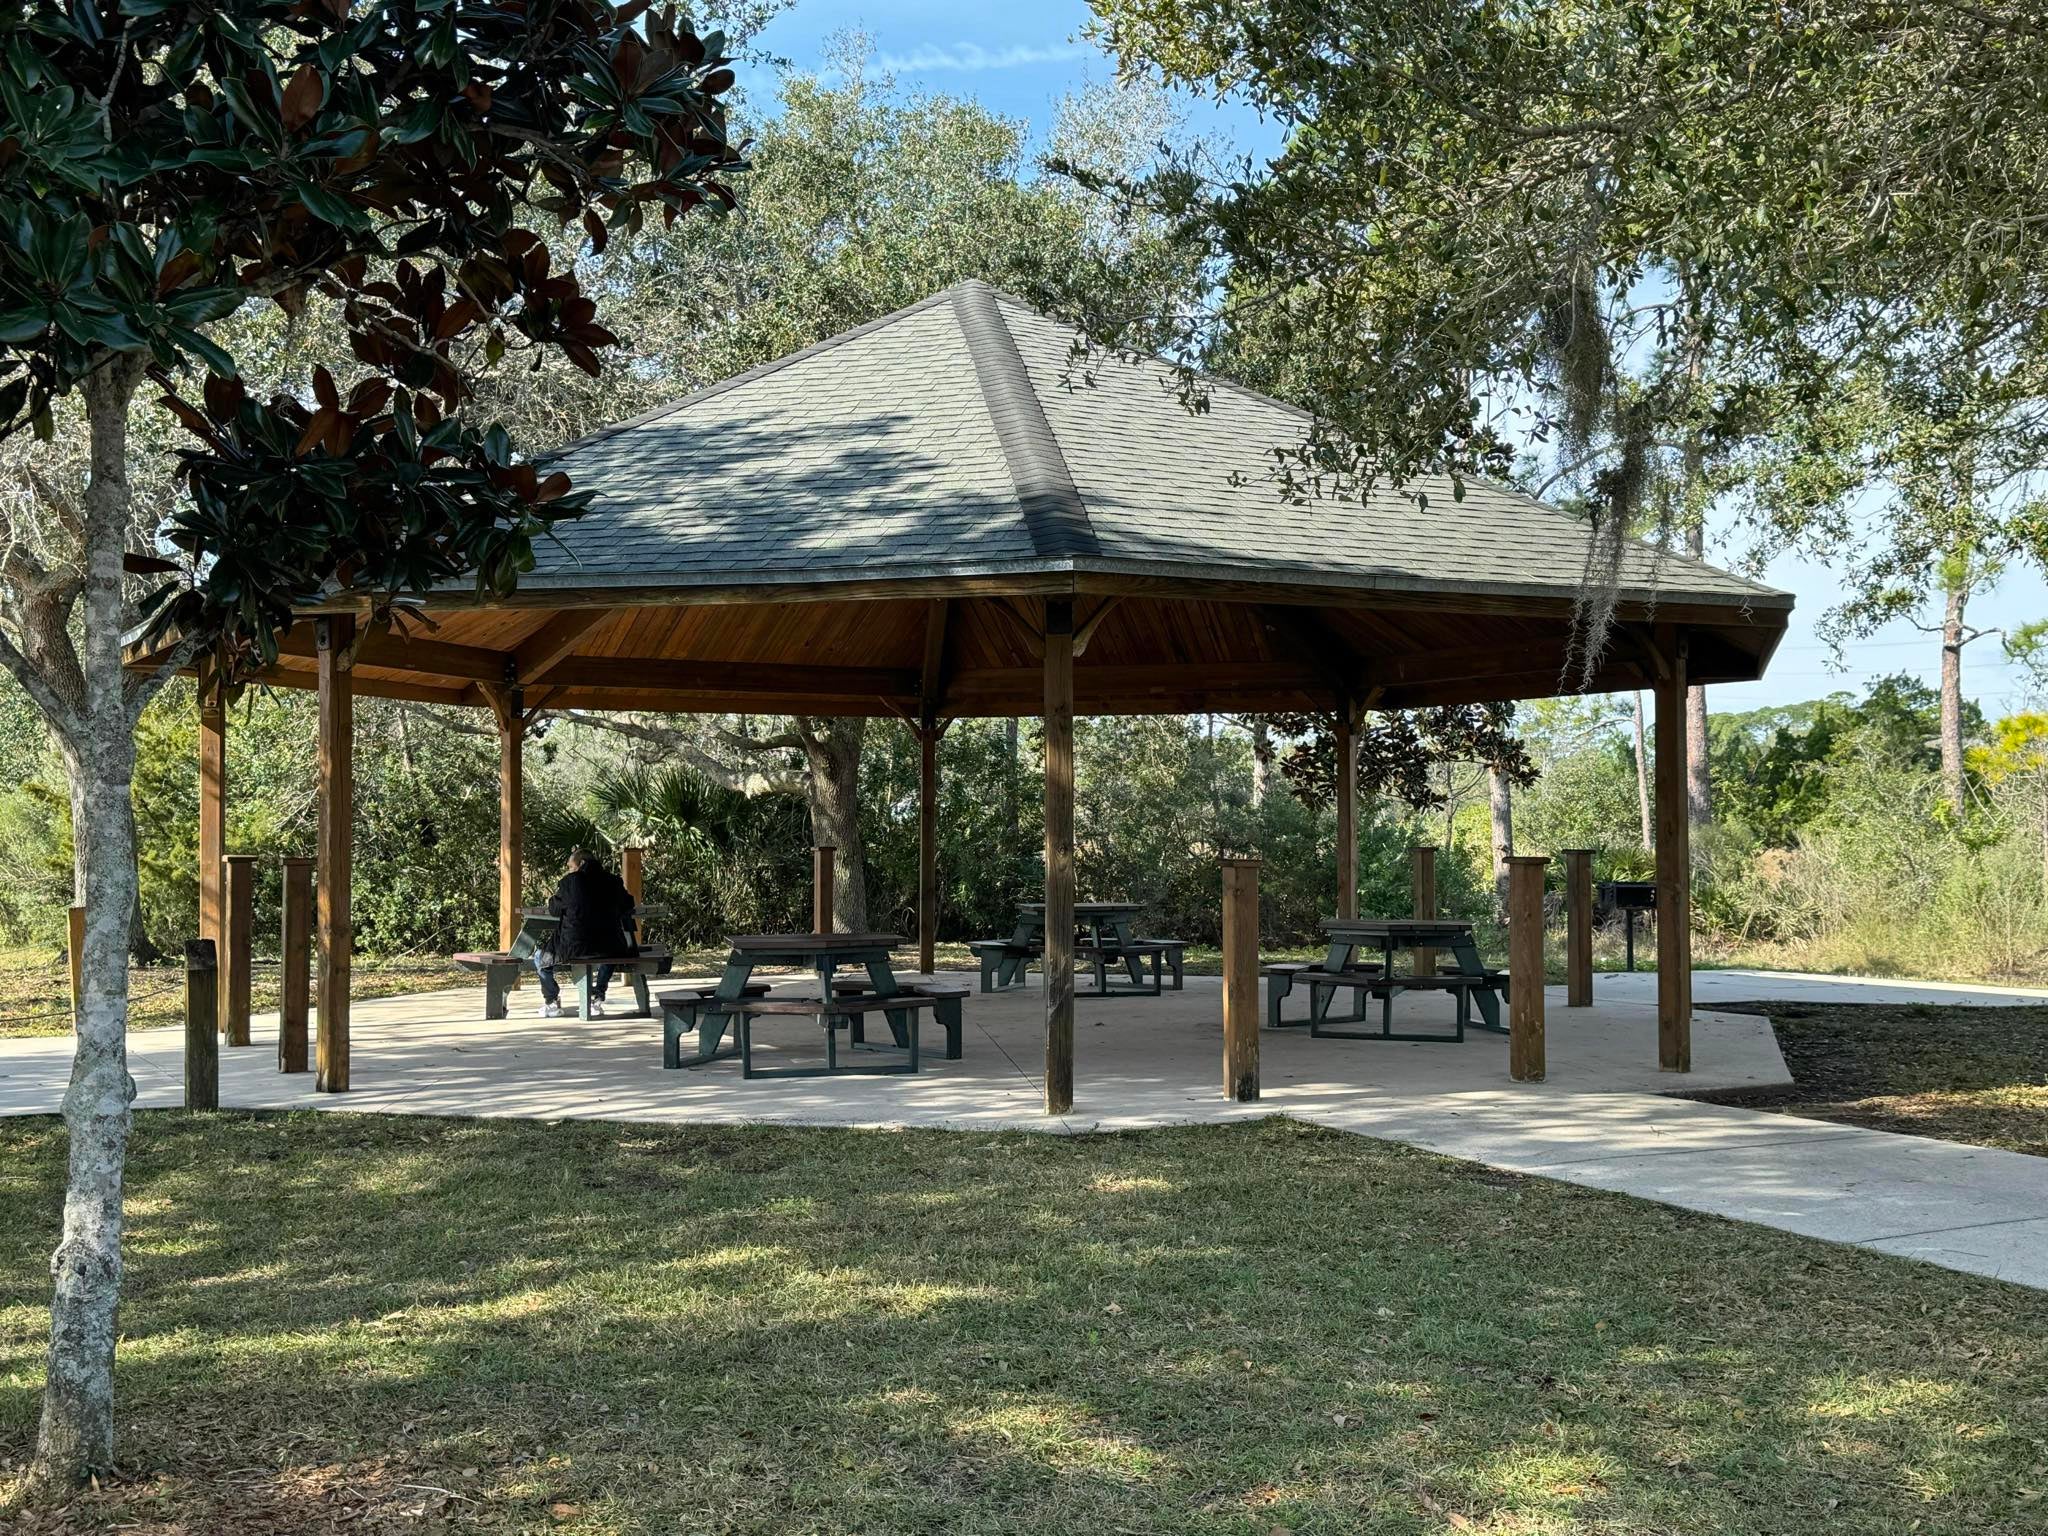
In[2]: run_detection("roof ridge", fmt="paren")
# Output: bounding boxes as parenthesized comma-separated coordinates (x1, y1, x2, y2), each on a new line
(951, 282, 1099, 560)
(978, 287, 1781, 600)
(539, 285, 964, 465)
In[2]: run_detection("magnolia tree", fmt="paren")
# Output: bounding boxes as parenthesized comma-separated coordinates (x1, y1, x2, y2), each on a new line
(0, 0, 740, 1486)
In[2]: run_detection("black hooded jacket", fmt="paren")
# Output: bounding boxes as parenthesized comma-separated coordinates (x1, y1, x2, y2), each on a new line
(547, 862, 637, 961)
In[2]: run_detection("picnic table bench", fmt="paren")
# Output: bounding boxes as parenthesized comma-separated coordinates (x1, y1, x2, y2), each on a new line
(971, 902, 1183, 995)
(452, 908, 668, 1020)
(660, 932, 964, 1076)
(1265, 919, 1508, 1043)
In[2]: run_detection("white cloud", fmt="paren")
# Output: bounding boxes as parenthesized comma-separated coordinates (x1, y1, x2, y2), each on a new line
(876, 41, 1091, 73)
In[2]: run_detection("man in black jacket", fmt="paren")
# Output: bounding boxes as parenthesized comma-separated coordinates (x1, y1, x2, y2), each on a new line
(532, 849, 637, 1018)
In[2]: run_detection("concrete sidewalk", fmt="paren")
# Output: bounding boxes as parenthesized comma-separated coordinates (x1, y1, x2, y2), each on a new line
(2, 972, 2043, 1290)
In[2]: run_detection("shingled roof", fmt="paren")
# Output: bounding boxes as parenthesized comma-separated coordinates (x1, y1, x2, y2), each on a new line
(186, 280, 1791, 718)
(532, 280, 1786, 612)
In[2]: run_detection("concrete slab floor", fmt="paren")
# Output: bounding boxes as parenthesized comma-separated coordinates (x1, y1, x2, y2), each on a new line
(3, 972, 2044, 1291)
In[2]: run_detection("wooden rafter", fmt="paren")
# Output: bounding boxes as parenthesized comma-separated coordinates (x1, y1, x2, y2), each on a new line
(513, 609, 614, 685)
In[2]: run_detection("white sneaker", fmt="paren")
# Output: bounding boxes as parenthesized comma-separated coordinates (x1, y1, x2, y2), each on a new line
(538, 1002, 564, 1019)
(588, 998, 608, 1018)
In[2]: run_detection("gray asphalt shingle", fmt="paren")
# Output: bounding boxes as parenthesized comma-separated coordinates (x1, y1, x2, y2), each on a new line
(530, 281, 1787, 610)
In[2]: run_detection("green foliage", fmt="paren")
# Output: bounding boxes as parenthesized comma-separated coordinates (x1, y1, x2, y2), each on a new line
(0, 0, 742, 667)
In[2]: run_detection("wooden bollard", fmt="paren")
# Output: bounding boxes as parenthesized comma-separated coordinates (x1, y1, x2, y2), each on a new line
(221, 854, 257, 1046)
(1409, 845, 1438, 977)
(622, 845, 644, 942)
(1507, 856, 1548, 1081)
(812, 844, 835, 935)
(67, 904, 85, 1031)
(1221, 857, 1261, 1102)
(185, 938, 219, 1111)
(279, 857, 313, 1073)
(1562, 849, 1594, 1007)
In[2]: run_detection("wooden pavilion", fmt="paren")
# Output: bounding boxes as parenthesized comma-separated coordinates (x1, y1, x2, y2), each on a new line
(175, 281, 1790, 1112)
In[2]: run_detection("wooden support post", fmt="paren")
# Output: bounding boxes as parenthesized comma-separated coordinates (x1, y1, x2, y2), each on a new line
(1507, 855, 1548, 1082)
(279, 856, 313, 1073)
(65, 904, 85, 1031)
(316, 613, 354, 1094)
(1654, 635, 1693, 1071)
(1043, 597, 1076, 1115)
(1221, 857, 1261, 1102)
(1409, 844, 1437, 977)
(812, 845, 836, 935)
(1562, 848, 1594, 1007)
(918, 723, 939, 974)
(197, 658, 226, 959)
(221, 854, 256, 1047)
(493, 685, 525, 952)
(622, 845, 644, 943)
(1334, 703, 1360, 921)
(184, 939, 218, 1112)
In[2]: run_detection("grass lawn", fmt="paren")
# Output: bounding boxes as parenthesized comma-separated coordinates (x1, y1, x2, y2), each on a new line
(4, 1116, 2046, 1534)
(1686, 1003, 2048, 1158)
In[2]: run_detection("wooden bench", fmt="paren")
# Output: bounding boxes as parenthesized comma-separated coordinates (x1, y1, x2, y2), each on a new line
(831, 976, 969, 1059)
(1077, 940, 1168, 996)
(659, 982, 772, 1068)
(451, 948, 672, 1021)
(969, 939, 1037, 992)
(718, 994, 948, 1078)
(1263, 962, 1383, 1031)
(1137, 938, 1187, 989)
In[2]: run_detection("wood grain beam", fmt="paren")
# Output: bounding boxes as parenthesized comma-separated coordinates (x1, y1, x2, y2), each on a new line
(513, 610, 614, 684)
(275, 625, 509, 685)
(544, 657, 920, 701)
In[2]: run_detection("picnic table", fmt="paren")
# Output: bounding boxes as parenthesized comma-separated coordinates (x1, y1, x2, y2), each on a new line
(454, 906, 669, 1020)
(662, 932, 963, 1077)
(1266, 918, 1508, 1041)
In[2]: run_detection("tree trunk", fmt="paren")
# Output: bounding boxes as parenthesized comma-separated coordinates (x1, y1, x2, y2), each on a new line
(1250, 718, 1270, 807)
(1682, 381, 1713, 828)
(1632, 690, 1654, 850)
(32, 356, 147, 1487)
(1488, 766, 1514, 917)
(800, 717, 868, 931)
(1002, 718, 1019, 841)
(1939, 579, 1968, 815)
(127, 888, 163, 967)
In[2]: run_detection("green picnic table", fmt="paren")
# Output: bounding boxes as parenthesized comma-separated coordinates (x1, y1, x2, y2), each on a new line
(1279, 918, 1508, 1041)
(680, 932, 920, 1075)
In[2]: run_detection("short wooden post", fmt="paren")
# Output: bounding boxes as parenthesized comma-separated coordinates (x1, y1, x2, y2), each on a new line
(67, 903, 85, 1031)
(1334, 704, 1360, 920)
(1507, 856, 1548, 1081)
(221, 853, 256, 1046)
(622, 844, 644, 942)
(279, 856, 313, 1073)
(1562, 848, 1594, 1007)
(1410, 844, 1437, 977)
(812, 844, 835, 935)
(316, 613, 354, 1094)
(1221, 857, 1261, 1102)
(184, 939, 219, 1111)
(1654, 633, 1693, 1071)
(1043, 597, 1076, 1115)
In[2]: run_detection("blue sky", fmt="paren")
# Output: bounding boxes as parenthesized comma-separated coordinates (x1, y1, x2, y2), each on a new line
(749, 1, 2046, 718)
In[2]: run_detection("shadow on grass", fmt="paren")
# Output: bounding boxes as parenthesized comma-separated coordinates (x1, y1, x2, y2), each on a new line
(2, 1112, 2045, 1533)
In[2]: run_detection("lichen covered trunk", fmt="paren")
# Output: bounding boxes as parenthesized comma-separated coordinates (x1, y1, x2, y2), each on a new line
(32, 356, 146, 1486)
(38, 747, 139, 1483)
